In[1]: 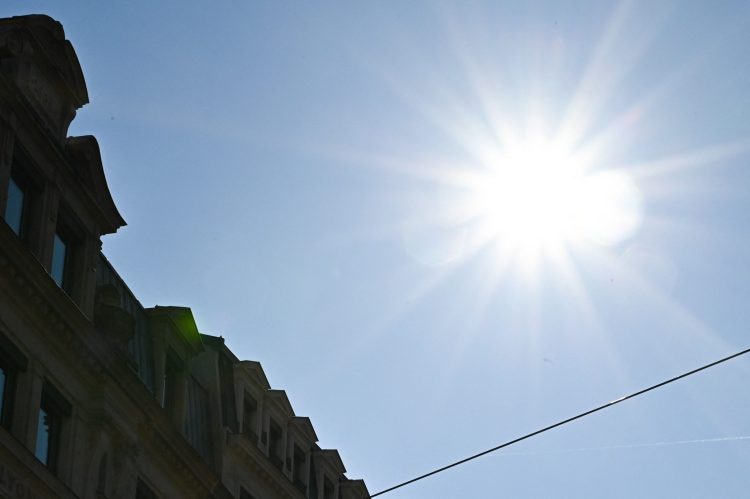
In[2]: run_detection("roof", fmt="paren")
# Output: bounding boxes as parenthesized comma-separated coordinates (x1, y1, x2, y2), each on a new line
(237, 360, 271, 390)
(290, 416, 319, 443)
(147, 306, 204, 356)
(0, 14, 88, 141)
(66, 135, 126, 234)
(313, 449, 346, 474)
(266, 389, 294, 416)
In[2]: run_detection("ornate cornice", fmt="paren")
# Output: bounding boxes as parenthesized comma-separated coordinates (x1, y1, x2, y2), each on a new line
(0, 15, 87, 143)
(0, 227, 222, 496)
(0, 230, 106, 381)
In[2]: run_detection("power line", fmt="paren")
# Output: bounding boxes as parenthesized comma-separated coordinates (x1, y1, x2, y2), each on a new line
(371, 346, 750, 497)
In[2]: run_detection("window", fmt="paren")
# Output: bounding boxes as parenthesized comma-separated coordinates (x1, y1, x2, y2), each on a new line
(4, 174, 26, 236)
(97, 254, 156, 394)
(0, 368, 7, 422)
(242, 393, 258, 441)
(0, 361, 15, 429)
(35, 382, 70, 473)
(135, 479, 158, 499)
(161, 350, 181, 411)
(0, 332, 27, 430)
(269, 418, 283, 468)
(35, 405, 59, 467)
(218, 353, 237, 432)
(96, 454, 107, 495)
(5, 146, 37, 240)
(50, 231, 69, 288)
(293, 445, 307, 491)
(5, 145, 42, 243)
(185, 376, 212, 466)
(323, 477, 335, 499)
(50, 211, 81, 294)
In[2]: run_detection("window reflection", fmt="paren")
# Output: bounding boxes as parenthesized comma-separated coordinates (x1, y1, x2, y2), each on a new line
(35, 407, 50, 464)
(0, 367, 5, 421)
(35, 389, 64, 472)
(0, 340, 26, 429)
(5, 177, 25, 236)
(51, 233, 67, 287)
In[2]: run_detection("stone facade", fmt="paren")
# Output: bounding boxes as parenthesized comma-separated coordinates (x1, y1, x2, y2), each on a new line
(0, 14, 369, 499)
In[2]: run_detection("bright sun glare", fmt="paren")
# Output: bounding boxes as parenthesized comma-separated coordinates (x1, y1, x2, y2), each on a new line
(468, 138, 642, 255)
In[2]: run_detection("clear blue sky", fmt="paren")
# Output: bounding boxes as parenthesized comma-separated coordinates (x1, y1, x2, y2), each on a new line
(7, 1, 750, 497)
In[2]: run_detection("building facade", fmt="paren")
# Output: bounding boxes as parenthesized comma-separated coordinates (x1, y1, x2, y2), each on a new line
(0, 14, 369, 499)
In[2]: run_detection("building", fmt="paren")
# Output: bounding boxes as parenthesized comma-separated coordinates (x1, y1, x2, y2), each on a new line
(0, 14, 369, 499)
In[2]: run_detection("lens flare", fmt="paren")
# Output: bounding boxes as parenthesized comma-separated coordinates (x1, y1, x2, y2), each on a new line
(469, 139, 642, 254)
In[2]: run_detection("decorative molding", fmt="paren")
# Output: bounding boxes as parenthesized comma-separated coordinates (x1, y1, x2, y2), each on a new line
(227, 434, 304, 499)
(137, 419, 212, 495)
(0, 239, 106, 382)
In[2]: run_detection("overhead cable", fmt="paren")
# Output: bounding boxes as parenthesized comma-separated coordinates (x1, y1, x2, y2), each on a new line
(371, 346, 750, 497)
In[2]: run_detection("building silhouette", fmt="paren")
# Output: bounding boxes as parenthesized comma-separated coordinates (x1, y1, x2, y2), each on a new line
(0, 14, 369, 499)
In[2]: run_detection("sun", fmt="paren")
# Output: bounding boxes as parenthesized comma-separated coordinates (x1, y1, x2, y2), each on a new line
(466, 137, 642, 257)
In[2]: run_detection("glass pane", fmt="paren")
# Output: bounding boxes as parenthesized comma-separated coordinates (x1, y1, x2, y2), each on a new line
(5, 177, 24, 235)
(51, 233, 67, 286)
(35, 408, 50, 464)
(0, 367, 5, 420)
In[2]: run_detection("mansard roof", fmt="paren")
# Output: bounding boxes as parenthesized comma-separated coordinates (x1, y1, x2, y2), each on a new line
(66, 135, 126, 234)
(340, 479, 370, 499)
(238, 360, 271, 389)
(290, 416, 319, 443)
(267, 388, 295, 416)
(314, 448, 346, 474)
(0, 15, 126, 235)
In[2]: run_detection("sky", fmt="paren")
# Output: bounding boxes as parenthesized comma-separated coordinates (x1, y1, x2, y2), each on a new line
(6, 1, 750, 497)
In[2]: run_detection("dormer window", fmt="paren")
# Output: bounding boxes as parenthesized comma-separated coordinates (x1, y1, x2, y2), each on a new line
(269, 419, 283, 468)
(243, 393, 258, 441)
(293, 445, 307, 491)
(161, 349, 181, 411)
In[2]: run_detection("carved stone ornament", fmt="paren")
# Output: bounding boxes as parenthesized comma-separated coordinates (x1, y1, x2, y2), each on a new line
(95, 283, 135, 347)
